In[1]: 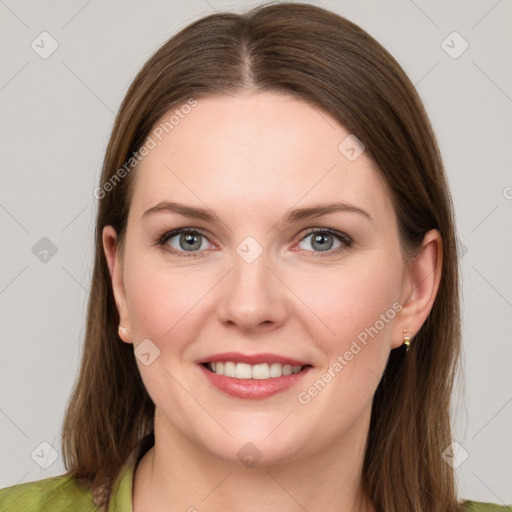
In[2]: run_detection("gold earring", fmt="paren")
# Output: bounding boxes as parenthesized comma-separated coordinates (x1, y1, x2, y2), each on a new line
(403, 329, 412, 351)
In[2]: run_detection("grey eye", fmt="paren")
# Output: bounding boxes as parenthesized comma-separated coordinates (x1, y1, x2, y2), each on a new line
(298, 232, 343, 252)
(167, 231, 208, 252)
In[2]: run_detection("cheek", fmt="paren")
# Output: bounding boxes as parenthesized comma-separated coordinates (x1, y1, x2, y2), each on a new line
(291, 257, 402, 355)
(125, 266, 198, 339)
(122, 246, 223, 351)
(122, 259, 212, 402)
(292, 260, 401, 429)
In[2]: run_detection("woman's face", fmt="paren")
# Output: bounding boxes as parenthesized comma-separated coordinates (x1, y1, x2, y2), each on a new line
(105, 91, 417, 465)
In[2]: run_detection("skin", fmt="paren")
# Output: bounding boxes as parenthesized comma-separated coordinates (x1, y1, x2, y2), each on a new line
(103, 91, 442, 512)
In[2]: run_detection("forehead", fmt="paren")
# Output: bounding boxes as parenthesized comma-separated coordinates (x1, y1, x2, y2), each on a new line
(131, 92, 394, 227)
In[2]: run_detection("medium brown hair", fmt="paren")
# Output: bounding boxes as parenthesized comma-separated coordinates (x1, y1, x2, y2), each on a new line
(62, 3, 462, 510)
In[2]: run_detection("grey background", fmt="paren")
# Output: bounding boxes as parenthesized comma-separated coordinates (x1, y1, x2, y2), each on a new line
(1, 0, 511, 505)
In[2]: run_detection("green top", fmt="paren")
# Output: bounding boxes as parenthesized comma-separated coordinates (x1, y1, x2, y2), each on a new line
(0, 445, 140, 512)
(0, 444, 510, 512)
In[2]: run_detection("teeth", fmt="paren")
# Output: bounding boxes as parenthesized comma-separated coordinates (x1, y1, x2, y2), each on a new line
(253, 363, 271, 380)
(269, 362, 283, 378)
(207, 361, 304, 379)
(225, 361, 236, 378)
(283, 364, 293, 376)
(235, 362, 251, 379)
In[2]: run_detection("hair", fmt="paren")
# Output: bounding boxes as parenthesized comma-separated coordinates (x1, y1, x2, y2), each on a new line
(61, 2, 463, 510)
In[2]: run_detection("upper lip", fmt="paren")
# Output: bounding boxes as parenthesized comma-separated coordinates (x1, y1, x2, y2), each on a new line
(197, 352, 311, 367)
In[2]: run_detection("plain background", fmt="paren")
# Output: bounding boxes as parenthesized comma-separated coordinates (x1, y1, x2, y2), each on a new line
(1, 0, 511, 505)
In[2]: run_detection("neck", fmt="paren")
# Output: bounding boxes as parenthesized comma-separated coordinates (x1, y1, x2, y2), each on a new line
(133, 409, 375, 512)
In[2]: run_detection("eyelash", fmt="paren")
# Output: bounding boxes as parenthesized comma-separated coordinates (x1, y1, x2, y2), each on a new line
(156, 227, 353, 258)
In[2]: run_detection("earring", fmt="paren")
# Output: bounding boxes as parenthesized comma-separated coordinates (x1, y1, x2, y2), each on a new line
(119, 325, 128, 335)
(403, 328, 412, 351)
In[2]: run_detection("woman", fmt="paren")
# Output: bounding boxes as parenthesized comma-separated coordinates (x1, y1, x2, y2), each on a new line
(0, 3, 509, 511)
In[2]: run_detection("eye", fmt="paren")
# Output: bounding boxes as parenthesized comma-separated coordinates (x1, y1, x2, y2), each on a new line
(158, 228, 213, 257)
(157, 227, 353, 258)
(297, 228, 352, 255)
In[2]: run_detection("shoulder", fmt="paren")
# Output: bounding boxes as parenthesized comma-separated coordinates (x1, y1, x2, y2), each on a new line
(0, 440, 146, 512)
(0, 473, 98, 511)
(461, 500, 512, 511)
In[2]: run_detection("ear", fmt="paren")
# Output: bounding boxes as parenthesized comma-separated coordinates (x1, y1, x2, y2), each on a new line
(102, 225, 133, 344)
(391, 229, 443, 349)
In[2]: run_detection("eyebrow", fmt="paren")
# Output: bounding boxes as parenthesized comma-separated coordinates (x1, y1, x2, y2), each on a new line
(142, 200, 372, 223)
(143, 201, 219, 221)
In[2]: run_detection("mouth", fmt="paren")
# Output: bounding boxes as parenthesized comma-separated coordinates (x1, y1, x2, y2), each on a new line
(201, 361, 312, 379)
(198, 358, 314, 400)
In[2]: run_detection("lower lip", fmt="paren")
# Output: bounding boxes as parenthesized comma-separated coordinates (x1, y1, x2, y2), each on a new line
(198, 364, 312, 399)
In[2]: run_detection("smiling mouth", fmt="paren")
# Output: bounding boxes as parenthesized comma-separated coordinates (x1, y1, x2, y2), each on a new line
(201, 361, 312, 379)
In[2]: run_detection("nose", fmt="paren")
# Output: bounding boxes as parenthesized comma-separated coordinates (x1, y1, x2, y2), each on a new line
(217, 247, 288, 333)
